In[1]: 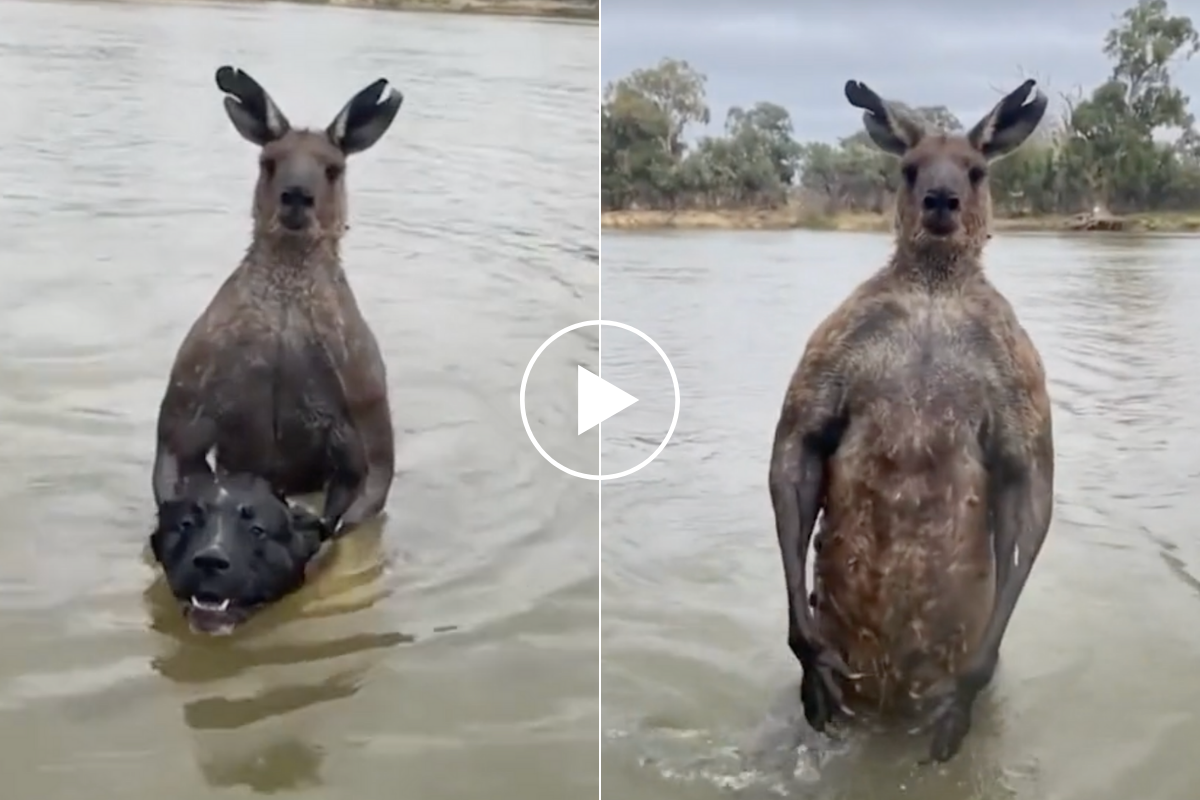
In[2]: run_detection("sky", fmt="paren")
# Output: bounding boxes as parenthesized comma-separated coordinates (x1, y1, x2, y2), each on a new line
(600, 0, 1200, 144)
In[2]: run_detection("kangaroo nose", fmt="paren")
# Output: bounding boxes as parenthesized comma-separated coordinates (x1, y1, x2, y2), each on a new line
(923, 188, 960, 213)
(192, 549, 231, 573)
(280, 185, 314, 209)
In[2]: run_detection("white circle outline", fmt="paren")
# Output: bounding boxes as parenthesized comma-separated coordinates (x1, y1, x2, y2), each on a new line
(519, 320, 680, 482)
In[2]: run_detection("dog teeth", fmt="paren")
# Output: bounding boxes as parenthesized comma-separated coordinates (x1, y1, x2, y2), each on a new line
(190, 596, 231, 612)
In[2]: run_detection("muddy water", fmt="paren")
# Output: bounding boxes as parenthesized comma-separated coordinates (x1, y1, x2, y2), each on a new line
(602, 230, 1200, 800)
(0, 1, 598, 797)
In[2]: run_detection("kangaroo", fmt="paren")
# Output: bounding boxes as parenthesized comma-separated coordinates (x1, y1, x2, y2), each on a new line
(152, 66, 403, 536)
(769, 79, 1054, 763)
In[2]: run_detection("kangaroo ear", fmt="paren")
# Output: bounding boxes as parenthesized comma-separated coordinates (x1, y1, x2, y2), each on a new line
(844, 80, 925, 156)
(967, 79, 1048, 161)
(215, 65, 291, 146)
(327, 78, 404, 155)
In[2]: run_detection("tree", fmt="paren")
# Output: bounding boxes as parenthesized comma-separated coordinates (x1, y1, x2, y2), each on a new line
(601, 88, 676, 209)
(900, 104, 963, 133)
(612, 58, 710, 158)
(1065, 0, 1200, 209)
(1104, 0, 1199, 133)
(602, 2, 1200, 219)
(725, 102, 804, 186)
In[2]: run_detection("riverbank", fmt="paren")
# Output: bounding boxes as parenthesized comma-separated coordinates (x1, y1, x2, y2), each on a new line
(601, 207, 1200, 234)
(286, 0, 597, 20)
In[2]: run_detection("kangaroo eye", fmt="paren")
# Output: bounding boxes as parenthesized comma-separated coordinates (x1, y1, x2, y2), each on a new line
(968, 166, 987, 184)
(250, 524, 266, 538)
(261, 158, 277, 178)
(901, 163, 918, 186)
(325, 164, 343, 182)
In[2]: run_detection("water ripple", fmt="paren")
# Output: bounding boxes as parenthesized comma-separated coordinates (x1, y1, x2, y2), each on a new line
(602, 229, 1200, 800)
(0, 1, 597, 795)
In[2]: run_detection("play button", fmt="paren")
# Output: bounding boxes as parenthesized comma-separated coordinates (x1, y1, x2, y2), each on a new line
(577, 366, 637, 435)
(520, 320, 680, 481)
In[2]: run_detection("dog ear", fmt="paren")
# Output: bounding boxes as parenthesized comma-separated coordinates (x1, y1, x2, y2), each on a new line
(289, 504, 333, 543)
(149, 500, 189, 563)
(149, 529, 165, 562)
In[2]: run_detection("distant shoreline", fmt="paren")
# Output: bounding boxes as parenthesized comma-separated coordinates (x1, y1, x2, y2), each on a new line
(71, 0, 598, 19)
(257, 0, 597, 20)
(601, 208, 1200, 234)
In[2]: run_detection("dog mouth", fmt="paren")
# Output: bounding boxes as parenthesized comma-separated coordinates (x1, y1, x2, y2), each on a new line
(181, 594, 254, 636)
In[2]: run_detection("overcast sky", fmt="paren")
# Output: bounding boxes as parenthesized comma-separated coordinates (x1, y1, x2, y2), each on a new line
(601, 0, 1200, 142)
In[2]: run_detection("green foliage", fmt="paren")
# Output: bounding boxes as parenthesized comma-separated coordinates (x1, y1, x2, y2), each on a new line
(600, 57, 799, 209)
(601, 0, 1200, 217)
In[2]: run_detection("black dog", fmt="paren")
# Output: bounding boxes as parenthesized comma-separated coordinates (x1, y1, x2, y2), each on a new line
(150, 472, 331, 635)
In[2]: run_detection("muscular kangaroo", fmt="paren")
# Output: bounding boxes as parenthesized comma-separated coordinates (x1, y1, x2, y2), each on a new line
(769, 78, 1054, 763)
(153, 66, 402, 535)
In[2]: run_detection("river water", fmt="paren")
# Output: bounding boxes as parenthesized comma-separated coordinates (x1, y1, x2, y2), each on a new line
(601, 230, 1200, 800)
(0, 1, 598, 797)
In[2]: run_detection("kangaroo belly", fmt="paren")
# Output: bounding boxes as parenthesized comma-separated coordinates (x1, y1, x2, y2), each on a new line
(813, 447, 995, 715)
(271, 330, 350, 493)
(211, 327, 348, 494)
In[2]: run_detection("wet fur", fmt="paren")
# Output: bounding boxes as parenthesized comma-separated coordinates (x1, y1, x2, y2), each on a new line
(803, 273, 1015, 713)
(770, 79, 1054, 761)
(153, 67, 404, 534)
(150, 472, 331, 634)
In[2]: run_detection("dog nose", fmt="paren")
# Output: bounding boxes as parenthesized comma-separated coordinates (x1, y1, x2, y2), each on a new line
(279, 185, 314, 209)
(192, 549, 231, 573)
(923, 188, 960, 213)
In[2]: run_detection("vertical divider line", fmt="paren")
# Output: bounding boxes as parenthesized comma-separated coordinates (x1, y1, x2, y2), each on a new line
(595, 21, 604, 794)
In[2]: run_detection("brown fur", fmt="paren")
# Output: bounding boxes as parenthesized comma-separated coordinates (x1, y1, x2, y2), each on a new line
(152, 67, 405, 534)
(254, 132, 349, 239)
(770, 79, 1055, 760)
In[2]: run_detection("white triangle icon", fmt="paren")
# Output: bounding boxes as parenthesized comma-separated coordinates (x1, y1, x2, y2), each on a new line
(577, 365, 638, 435)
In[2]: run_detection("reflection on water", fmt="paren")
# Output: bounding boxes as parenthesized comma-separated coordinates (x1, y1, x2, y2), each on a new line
(0, 0, 598, 796)
(601, 230, 1200, 800)
(147, 527, 406, 794)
